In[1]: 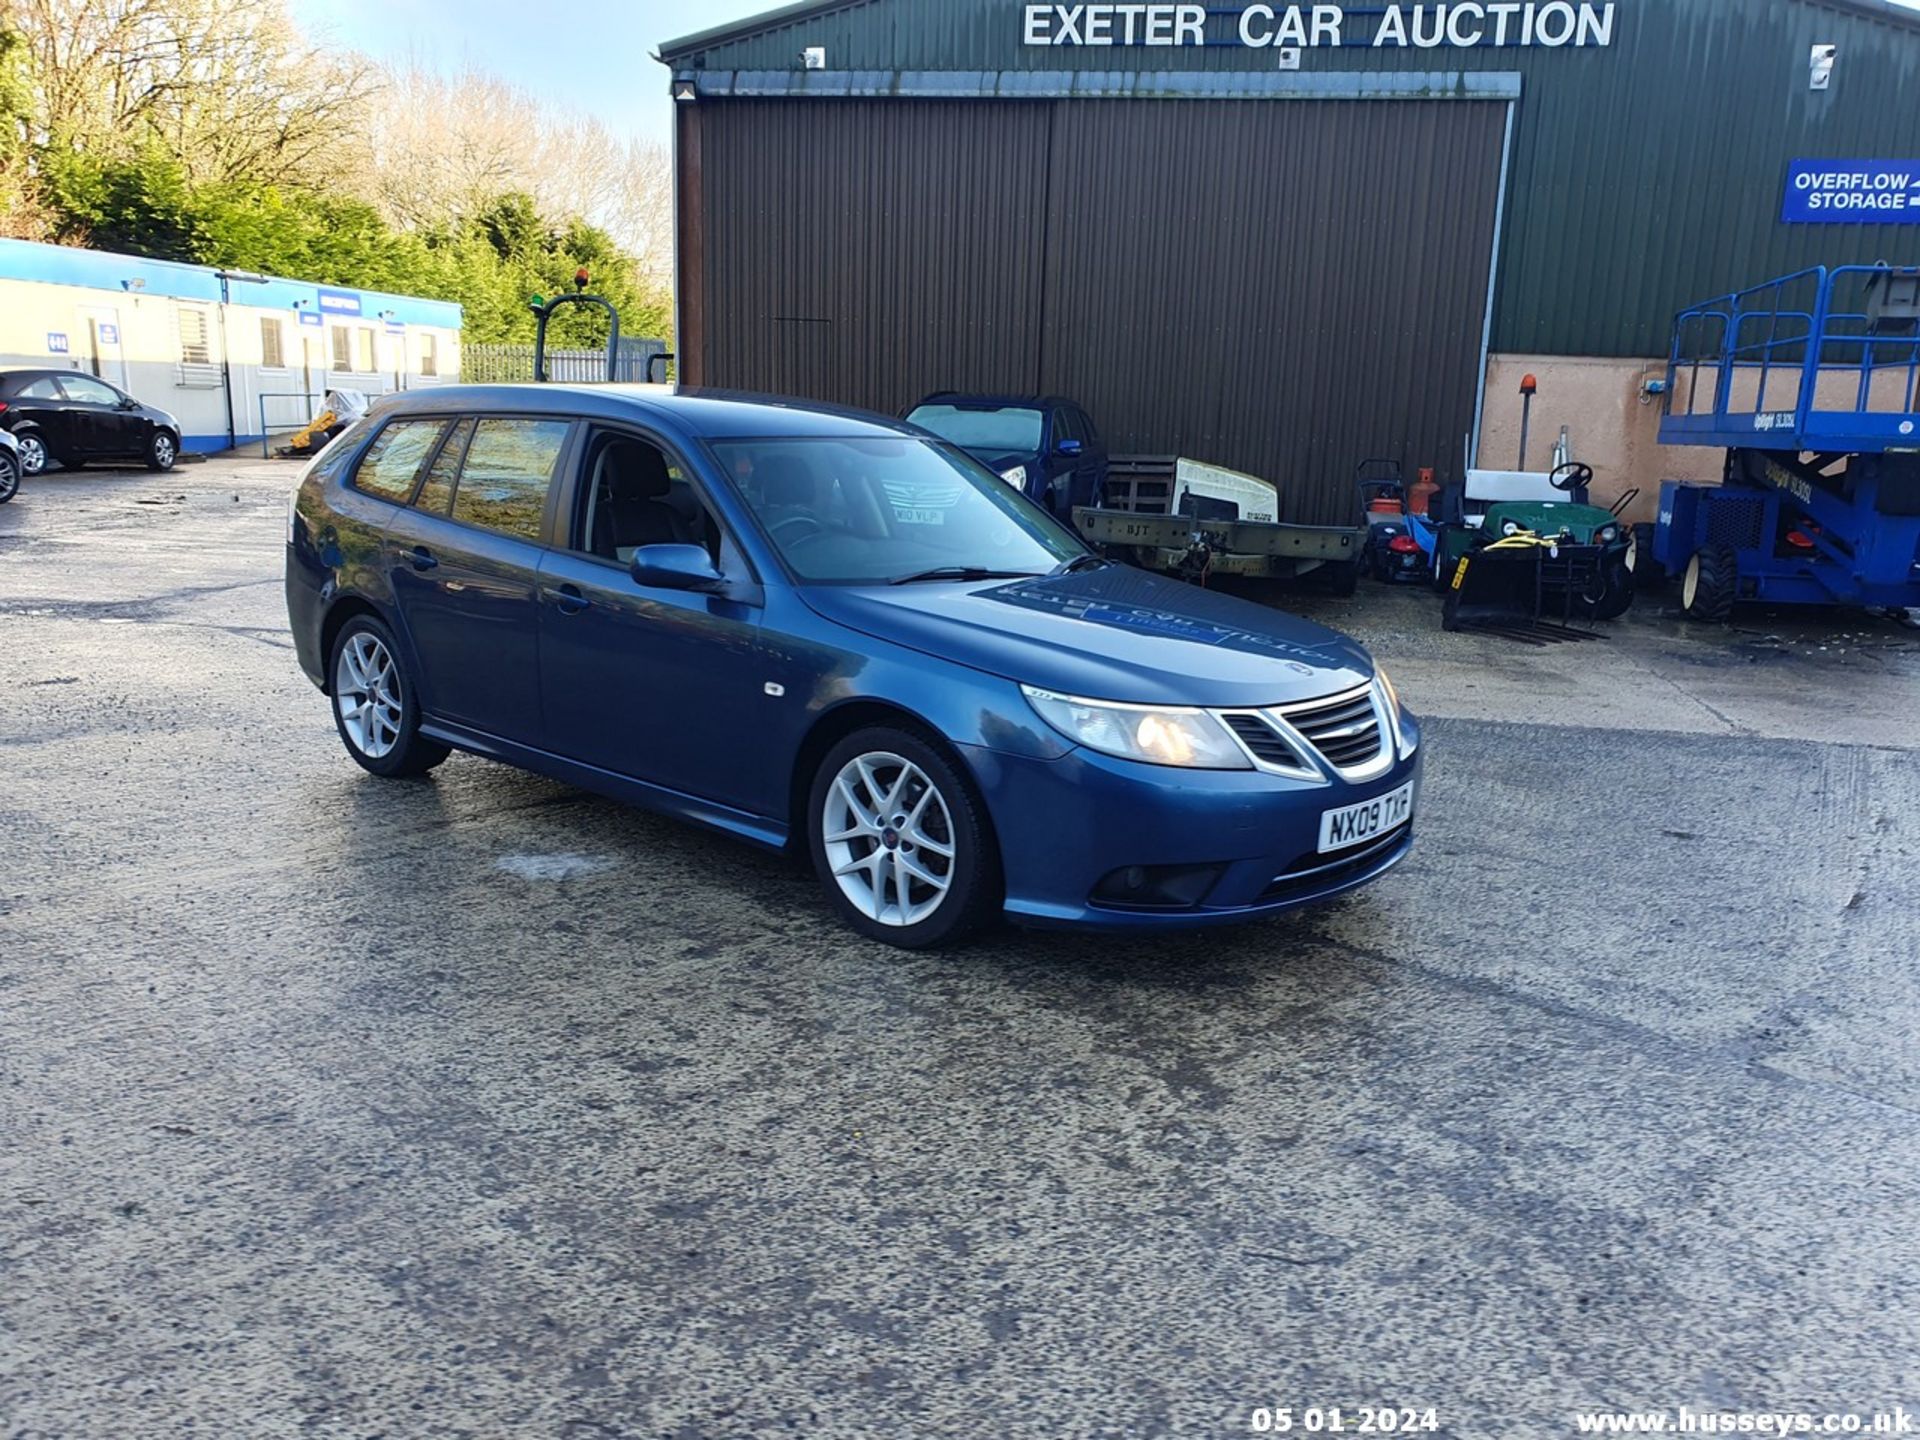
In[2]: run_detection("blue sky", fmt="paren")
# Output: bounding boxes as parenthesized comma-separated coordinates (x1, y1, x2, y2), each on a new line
(294, 0, 1920, 149)
(290, 0, 769, 146)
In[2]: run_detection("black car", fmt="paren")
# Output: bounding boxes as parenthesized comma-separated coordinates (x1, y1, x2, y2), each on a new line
(0, 369, 182, 474)
(903, 393, 1108, 521)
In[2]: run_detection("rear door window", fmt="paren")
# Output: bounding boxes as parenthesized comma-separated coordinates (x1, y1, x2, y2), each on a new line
(353, 418, 450, 501)
(450, 418, 571, 541)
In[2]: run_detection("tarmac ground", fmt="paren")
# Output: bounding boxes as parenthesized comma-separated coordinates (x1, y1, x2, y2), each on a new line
(3, 457, 1917, 1439)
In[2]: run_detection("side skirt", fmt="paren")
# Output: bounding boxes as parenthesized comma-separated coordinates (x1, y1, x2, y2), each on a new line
(419, 717, 791, 853)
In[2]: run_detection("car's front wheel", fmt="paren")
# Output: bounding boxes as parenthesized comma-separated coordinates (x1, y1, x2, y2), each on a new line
(146, 429, 178, 472)
(807, 726, 998, 948)
(14, 432, 47, 476)
(328, 615, 450, 778)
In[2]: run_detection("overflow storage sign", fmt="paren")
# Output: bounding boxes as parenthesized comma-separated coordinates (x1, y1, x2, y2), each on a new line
(1781, 160, 1920, 224)
(1021, 3, 1619, 48)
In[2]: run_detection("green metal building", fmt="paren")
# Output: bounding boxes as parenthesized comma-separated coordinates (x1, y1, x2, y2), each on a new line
(661, 0, 1920, 521)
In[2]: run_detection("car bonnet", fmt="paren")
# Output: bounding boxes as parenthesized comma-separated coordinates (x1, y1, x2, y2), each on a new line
(799, 563, 1372, 710)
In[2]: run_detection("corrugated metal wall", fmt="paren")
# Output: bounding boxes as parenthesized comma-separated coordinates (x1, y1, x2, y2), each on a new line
(665, 0, 1920, 357)
(692, 97, 1505, 523)
(1041, 100, 1505, 511)
(698, 101, 1050, 400)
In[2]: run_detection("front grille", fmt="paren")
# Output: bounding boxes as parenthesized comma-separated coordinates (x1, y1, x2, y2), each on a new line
(1279, 686, 1383, 771)
(1221, 713, 1307, 770)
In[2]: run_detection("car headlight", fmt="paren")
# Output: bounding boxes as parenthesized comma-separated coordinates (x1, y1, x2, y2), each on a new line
(1596, 524, 1620, 544)
(999, 464, 1029, 490)
(1022, 686, 1250, 770)
(1374, 665, 1415, 758)
(1501, 520, 1520, 536)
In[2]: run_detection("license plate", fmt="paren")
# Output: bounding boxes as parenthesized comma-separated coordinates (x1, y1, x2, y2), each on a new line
(1318, 781, 1415, 853)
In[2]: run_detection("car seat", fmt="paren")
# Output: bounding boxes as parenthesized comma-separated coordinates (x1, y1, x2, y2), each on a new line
(593, 440, 690, 560)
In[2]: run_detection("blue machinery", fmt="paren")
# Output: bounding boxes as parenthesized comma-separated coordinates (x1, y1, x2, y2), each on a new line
(1654, 264, 1920, 617)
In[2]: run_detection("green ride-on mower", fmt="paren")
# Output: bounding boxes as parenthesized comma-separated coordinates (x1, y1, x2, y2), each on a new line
(1431, 462, 1638, 639)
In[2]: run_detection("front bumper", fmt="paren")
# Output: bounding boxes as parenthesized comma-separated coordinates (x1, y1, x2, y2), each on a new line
(962, 719, 1422, 932)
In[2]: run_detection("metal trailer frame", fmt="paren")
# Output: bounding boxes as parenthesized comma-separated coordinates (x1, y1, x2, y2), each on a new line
(1654, 265, 1920, 612)
(1073, 457, 1363, 586)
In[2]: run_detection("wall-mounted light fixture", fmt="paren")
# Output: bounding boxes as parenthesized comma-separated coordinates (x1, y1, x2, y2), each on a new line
(1810, 44, 1836, 91)
(672, 76, 697, 102)
(121, 278, 146, 292)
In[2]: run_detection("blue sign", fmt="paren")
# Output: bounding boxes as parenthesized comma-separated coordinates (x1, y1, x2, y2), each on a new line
(298, 310, 324, 328)
(316, 287, 363, 317)
(1782, 159, 1920, 223)
(97, 324, 118, 344)
(46, 331, 68, 354)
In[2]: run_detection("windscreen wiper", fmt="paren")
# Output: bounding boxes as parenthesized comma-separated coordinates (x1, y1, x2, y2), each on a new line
(1049, 554, 1112, 576)
(888, 566, 1043, 586)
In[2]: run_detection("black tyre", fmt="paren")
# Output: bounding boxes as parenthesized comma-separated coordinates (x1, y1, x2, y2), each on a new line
(327, 614, 450, 777)
(0, 451, 18, 504)
(1580, 560, 1635, 621)
(807, 725, 999, 949)
(14, 431, 47, 476)
(1680, 545, 1737, 623)
(1320, 557, 1361, 597)
(1628, 523, 1664, 590)
(146, 429, 178, 472)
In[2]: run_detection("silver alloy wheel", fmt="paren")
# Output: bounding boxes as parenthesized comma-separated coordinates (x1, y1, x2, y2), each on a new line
(17, 433, 45, 475)
(334, 631, 404, 760)
(0, 457, 16, 502)
(821, 751, 956, 927)
(152, 432, 175, 467)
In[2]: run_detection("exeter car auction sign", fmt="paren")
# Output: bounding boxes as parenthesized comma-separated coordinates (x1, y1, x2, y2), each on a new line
(1022, 2, 1618, 48)
(1781, 160, 1920, 224)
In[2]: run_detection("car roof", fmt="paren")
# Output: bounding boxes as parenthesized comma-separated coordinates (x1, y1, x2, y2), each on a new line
(368, 384, 917, 441)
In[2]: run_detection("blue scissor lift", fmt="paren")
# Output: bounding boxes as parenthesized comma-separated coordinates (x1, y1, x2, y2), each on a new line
(1654, 264, 1920, 620)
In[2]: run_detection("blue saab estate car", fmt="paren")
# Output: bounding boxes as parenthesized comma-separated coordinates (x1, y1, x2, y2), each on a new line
(286, 386, 1421, 948)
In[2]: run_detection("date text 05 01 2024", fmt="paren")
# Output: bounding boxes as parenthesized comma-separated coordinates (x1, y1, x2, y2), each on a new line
(1249, 1408, 1440, 1434)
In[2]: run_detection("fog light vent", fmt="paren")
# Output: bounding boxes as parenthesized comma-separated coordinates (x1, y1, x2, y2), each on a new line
(1090, 863, 1224, 911)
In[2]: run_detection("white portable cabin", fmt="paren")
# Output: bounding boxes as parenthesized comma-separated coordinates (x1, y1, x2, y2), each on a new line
(0, 239, 462, 455)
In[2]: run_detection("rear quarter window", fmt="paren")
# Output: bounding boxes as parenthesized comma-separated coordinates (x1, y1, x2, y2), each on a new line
(352, 418, 449, 501)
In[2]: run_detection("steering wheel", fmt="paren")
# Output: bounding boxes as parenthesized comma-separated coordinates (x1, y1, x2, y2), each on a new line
(769, 515, 824, 545)
(1550, 461, 1594, 495)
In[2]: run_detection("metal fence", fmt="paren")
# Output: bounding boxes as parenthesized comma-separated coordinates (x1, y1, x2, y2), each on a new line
(461, 339, 671, 385)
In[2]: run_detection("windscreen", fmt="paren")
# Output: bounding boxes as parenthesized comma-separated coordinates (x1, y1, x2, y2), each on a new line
(713, 436, 1086, 585)
(905, 404, 1044, 454)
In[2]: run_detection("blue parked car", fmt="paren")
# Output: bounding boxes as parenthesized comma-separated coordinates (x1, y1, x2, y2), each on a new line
(903, 393, 1108, 521)
(286, 386, 1420, 948)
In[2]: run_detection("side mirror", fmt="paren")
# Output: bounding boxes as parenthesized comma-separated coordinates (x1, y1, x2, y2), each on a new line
(118, 397, 140, 410)
(630, 542, 724, 592)
(1055, 438, 1084, 458)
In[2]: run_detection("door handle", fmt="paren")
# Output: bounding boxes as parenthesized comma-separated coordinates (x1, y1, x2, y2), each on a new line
(552, 583, 590, 615)
(409, 545, 438, 572)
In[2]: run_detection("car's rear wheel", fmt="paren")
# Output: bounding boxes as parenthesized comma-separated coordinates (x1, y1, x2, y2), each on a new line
(328, 615, 449, 777)
(0, 451, 18, 504)
(15, 432, 47, 476)
(807, 726, 998, 948)
(146, 429, 178, 472)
